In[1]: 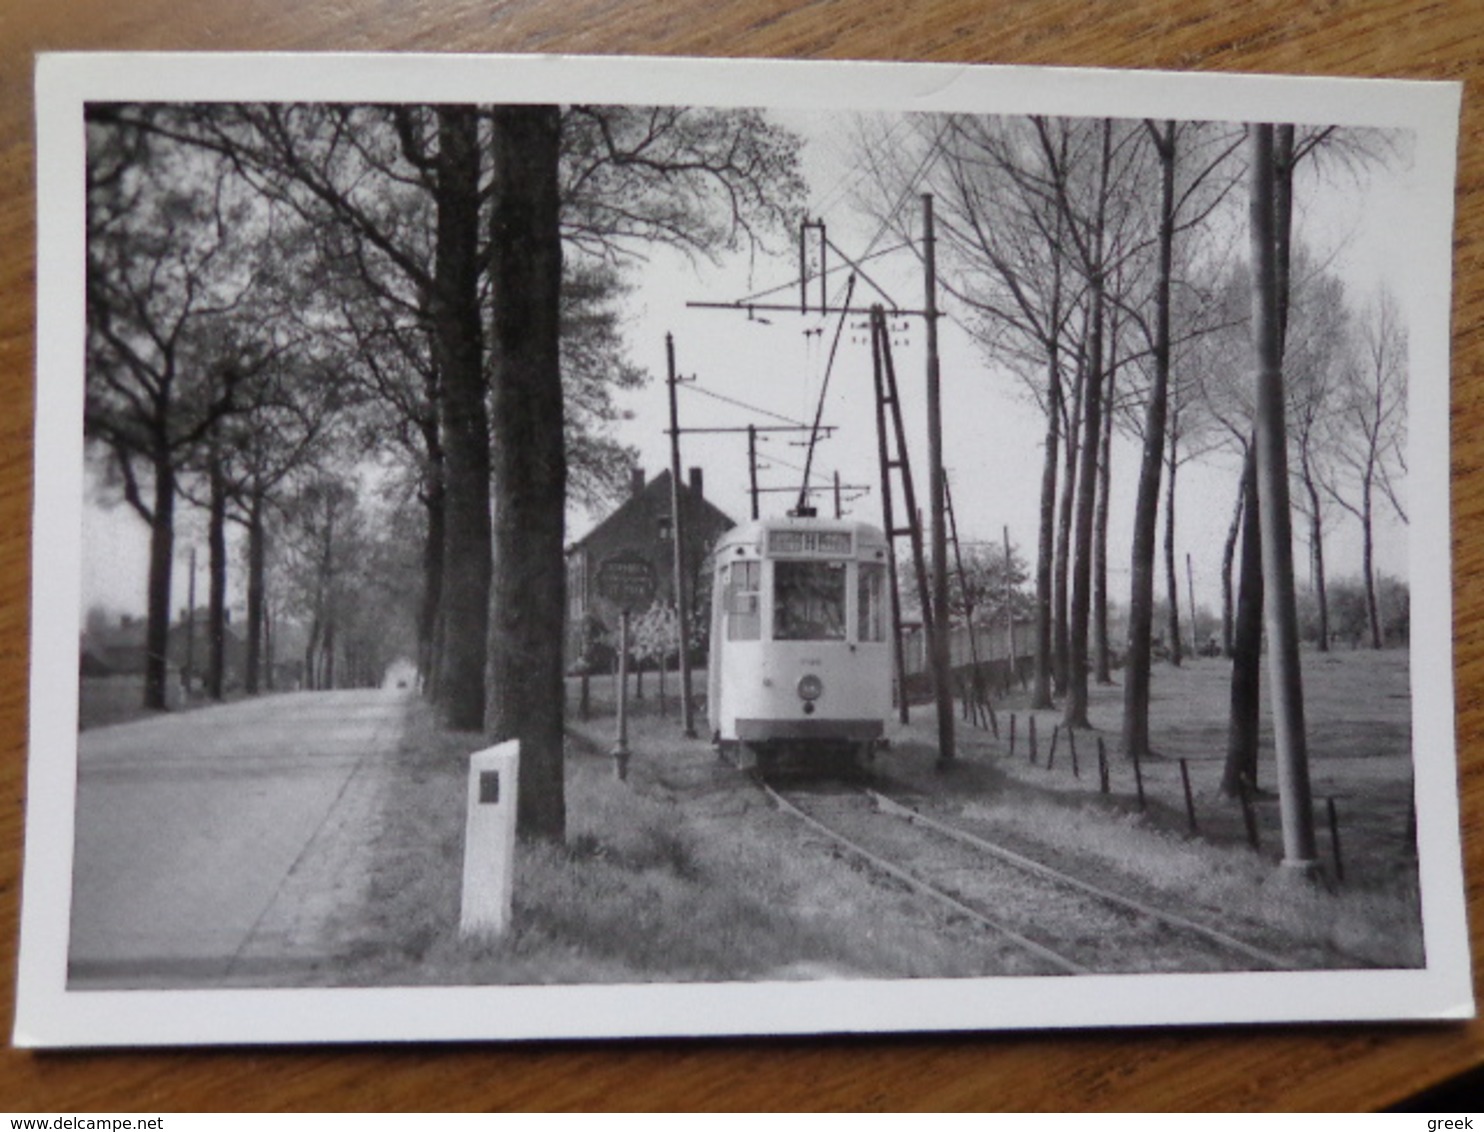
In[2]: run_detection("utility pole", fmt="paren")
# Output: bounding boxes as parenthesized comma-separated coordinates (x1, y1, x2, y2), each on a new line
(686, 421, 832, 516)
(184, 545, 196, 696)
(666, 333, 697, 739)
(748, 424, 760, 521)
(924, 194, 955, 767)
(1249, 124, 1318, 874)
(1186, 552, 1198, 656)
(1004, 525, 1017, 668)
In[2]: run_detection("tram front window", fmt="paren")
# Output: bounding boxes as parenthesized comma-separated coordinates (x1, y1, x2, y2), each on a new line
(773, 560, 846, 641)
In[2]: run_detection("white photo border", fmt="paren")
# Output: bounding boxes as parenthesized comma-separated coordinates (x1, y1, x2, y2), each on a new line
(16, 51, 1469, 1047)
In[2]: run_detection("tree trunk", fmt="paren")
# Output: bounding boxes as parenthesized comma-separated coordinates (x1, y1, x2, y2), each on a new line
(1063, 120, 1112, 732)
(1220, 476, 1243, 657)
(419, 452, 446, 694)
(207, 442, 228, 701)
(245, 485, 266, 694)
(1093, 363, 1115, 686)
(304, 614, 321, 693)
(1122, 120, 1176, 760)
(486, 105, 567, 843)
(1064, 330, 1102, 731)
(143, 451, 176, 711)
(323, 608, 336, 690)
(1363, 488, 1381, 648)
(1053, 350, 1083, 697)
(1031, 361, 1061, 710)
(430, 105, 491, 731)
(264, 591, 275, 690)
(1221, 448, 1263, 796)
(1304, 469, 1329, 651)
(1163, 417, 1182, 668)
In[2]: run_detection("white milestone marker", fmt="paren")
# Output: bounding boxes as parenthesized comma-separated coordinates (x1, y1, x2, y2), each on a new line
(460, 740, 520, 939)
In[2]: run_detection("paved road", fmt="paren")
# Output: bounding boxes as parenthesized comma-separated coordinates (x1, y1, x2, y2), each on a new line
(68, 689, 409, 988)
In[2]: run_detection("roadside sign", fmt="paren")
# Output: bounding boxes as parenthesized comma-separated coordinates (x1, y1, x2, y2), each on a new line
(596, 551, 658, 612)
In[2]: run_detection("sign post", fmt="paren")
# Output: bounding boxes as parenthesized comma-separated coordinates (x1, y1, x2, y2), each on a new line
(613, 609, 631, 778)
(596, 552, 658, 780)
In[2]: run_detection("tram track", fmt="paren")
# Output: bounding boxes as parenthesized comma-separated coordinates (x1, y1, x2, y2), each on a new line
(760, 774, 1317, 976)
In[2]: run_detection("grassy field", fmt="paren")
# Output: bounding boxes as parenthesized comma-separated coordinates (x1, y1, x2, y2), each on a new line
(319, 646, 1422, 985)
(968, 647, 1417, 887)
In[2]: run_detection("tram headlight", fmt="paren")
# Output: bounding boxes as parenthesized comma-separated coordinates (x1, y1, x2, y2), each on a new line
(797, 674, 824, 702)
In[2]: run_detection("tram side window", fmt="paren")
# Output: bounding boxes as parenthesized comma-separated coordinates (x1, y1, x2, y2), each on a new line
(774, 560, 846, 641)
(725, 561, 762, 641)
(858, 561, 887, 642)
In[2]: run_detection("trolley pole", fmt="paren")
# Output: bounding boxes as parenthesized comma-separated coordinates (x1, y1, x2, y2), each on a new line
(666, 333, 698, 739)
(924, 194, 955, 766)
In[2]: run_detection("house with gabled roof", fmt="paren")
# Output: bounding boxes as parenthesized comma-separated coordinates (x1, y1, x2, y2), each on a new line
(565, 466, 735, 669)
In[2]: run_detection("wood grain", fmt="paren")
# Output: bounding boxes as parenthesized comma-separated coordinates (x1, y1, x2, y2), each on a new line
(1, 0, 1479, 1111)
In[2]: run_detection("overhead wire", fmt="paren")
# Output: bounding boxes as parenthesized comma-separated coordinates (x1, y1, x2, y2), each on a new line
(678, 380, 813, 428)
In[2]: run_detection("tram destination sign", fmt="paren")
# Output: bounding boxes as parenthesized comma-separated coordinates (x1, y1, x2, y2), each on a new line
(595, 551, 658, 612)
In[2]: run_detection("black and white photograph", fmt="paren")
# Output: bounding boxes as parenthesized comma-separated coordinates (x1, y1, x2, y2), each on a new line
(15, 53, 1469, 1046)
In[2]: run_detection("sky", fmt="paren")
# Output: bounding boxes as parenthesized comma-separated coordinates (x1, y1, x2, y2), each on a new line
(571, 109, 1416, 624)
(81, 107, 1417, 631)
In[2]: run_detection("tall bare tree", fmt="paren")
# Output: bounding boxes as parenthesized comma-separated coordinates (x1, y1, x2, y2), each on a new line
(1324, 290, 1408, 649)
(1119, 120, 1245, 758)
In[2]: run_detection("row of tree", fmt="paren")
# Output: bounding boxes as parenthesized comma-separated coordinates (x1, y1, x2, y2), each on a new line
(86, 102, 806, 840)
(855, 114, 1408, 785)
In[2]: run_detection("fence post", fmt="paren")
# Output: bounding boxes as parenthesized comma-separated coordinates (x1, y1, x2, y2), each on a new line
(1327, 797, 1345, 883)
(1009, 713, 1017, 759)
(1238, 778, 1260, 850)
(1028, 715, 1038, 764)
(981, 679, 999, 738)
(1069, 728, 1079, 780)
(1097, 736, 1109, 794)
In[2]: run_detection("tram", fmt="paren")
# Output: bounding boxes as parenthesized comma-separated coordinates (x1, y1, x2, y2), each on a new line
(707, 513, 894, 768)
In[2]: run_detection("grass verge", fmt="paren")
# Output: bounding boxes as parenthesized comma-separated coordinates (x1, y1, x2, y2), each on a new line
(336, 702, 1026, 985)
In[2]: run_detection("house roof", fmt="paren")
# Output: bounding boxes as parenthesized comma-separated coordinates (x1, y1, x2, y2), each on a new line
(568, 469, 735, 555)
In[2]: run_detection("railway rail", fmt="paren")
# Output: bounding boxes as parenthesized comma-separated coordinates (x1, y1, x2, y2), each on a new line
(760, 774, 1318, 976)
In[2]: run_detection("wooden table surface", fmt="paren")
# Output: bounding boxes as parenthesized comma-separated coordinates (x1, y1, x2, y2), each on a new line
(1, 0, 1480, 1112)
